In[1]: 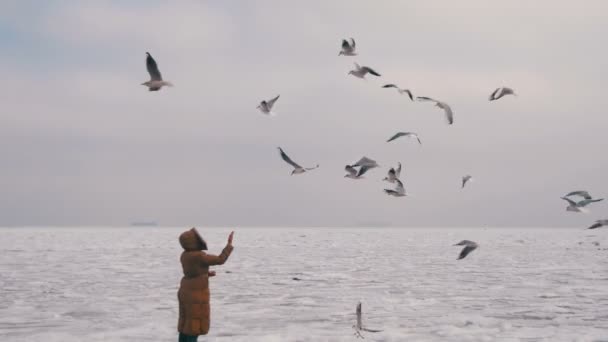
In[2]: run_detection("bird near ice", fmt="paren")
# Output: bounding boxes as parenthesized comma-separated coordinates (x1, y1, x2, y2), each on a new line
(344, 165, 373, 180)
(564, 190, 593, 200)
(489, 87, 516, 101)
(339, 38, 357, 56)
(384, 178, 406, 197)
(142, 52, 173, 91)
(416, 96, 454, 125)
(383, 163, 402, 183)
(561, 197, 604, 213)
(453, 240, 479, 260)
(257, 95, 280, 115)
(353, 302, 382, 339)
(387, 132, 421, 145)
(277, 147, 319, 175)
(382, 84, 414, 100)
(587, 219, 608, 230)
(462, 175, 473, 189)
(348, 63, 381, 79)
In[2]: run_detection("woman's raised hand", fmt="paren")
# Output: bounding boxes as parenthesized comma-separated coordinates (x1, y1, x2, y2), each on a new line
(227, 231, 234, 247)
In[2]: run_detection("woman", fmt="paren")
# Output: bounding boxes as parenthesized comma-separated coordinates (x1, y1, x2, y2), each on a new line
(177, 228, 234, 342)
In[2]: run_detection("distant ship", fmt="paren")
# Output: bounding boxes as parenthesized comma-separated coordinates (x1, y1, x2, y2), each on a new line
(130, 221, 158, 227)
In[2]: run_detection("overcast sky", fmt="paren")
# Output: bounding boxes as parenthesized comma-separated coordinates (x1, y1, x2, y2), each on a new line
(0, 1, 606, 227)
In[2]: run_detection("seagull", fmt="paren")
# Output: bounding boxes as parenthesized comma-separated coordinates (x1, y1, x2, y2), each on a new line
(344, 165, 373, 179)
(588, 220, 608, 229)
(462, 175, 473, 189)
(348, 63, 381, 79)
(383, 163, 402, 183)
(453, 240, 479, 260)
(382, 84, 414, 101)
(277, 147, 319, 175)
(142, 52, 173, 91)
(384, 179, 406, 197)
(353, 302, 382, 339)
(561, 197, 604, 213)
(387, 132, 421, 145)
(257, 95, 280, 115)
(352, 157, 379, 169)
(416, 96, 454, 125)
(489, 87, 516, 101)
(339, 38, 357, 56)
(565, 191, 593, 200)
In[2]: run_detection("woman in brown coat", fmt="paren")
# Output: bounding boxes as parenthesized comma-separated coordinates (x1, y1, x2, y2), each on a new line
(177, 228, 234, 342)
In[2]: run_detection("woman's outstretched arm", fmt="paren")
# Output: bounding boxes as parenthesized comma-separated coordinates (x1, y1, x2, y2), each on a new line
(200, 231, 234, 266)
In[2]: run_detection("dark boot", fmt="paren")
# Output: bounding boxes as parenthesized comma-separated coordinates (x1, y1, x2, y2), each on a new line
(178, 333, 198, 342)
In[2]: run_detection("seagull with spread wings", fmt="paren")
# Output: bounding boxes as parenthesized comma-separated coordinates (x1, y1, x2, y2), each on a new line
(142, 52, 173, 91)
(277, 147, 319, 175)
(489, 87, 516, 101)
(348, 63, 381, 79)
(384, 178, 406, 197)
(257, 95, 280, 115)
(387, 132, 421, 145)
(561, 196, 604, 213)
(453, 240, 479, 260)
(382, 84, 414, 100)
(339, 38, 357, 56)
(416, 96, 454, 125)
(462, 175, 473, 189)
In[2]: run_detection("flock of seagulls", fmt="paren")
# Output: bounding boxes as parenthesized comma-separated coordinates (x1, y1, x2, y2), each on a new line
(141, 37, 605, 264)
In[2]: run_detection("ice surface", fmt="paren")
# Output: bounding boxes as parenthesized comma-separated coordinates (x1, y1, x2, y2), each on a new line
(1, 227, 607, 341)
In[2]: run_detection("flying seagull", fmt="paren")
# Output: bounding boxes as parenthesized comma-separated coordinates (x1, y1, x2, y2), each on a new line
(382, 84, 414, 101)
(489, 87, 516, 101)
(561, 197, 604, 213)
(588, 219, 608, 229)
(142, 52, 173, 91)
(344, 165, 373, 179)
(339, 38, 357, 56)
(383, 163, 402, 183)
(348, 63, 381, 79)
(462, 175, 473, 189)
(277, 147, 319, 175)
(565, 191, 593, 200)
(453, 240, 479, 260)
(257, 95, 280, 115)
(353, 302, 382, 339)
(387, 132, 421, 145)
(416, 96, 454, 125)
(384, 178, 406, 197)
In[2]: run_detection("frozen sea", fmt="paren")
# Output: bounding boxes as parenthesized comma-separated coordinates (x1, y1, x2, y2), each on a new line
(1, 227, 607, 342)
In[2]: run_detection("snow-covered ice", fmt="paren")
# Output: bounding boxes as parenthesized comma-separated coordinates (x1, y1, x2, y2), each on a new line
(1, 227, 607, 341)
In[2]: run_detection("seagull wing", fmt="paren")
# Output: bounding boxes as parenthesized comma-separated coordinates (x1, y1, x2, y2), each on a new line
(396, 162, 402, 178)
(342, 39, 350, 50)
(267, 95, 280, 109)
(560, 197, 578, 206)
(440, 102, 454, 125)
(395, 179, 405, 194)
(387, 132, 406, 142)
(353, 157, 376, 167)
(416, 96, 438, 103)
(278, 147, 301, 169)
(414, 134, 422, 144)
(578, 198, 604, 207)
(588, 222, 603, 229)
(404, 89, 414, 101)
(146, 52, 163, 81)
(489, 88, 500, 101)
(361, 66, 381, 77)
(382, 84, 398, 89)
(362, 328, 383, 333)
(357, 165, 371, 177)
(350, 38, 356, 49)
(345, 165, 358, 177)
(458, 245, 477, 260)
(566, 191, 592, 200)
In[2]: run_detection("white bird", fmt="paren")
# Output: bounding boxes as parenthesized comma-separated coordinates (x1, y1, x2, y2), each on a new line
(382, 84, 413, 101)
(344, 165, 373, 179)
(564, 190, 593, 200)
(383, 163, 402, 183)
(353, 302, 382, 339)
(257, 95, 280, 115)
(348, 63, 381, 79)
(561, 197, 604, 213)
(387, 132, 421, 145)
(453, 240, 479, 260)
(142, 52, 173, 91)
(384, 178, 406, 197)
(588, 219, 608, 230)
(462, 175, 473, 189)
(416, 96, 454, 125)
(489, 87, 516, 101)
(277, 147, 319, 175)
(352, 157, 379, 169)
(339, 38, 357, 56)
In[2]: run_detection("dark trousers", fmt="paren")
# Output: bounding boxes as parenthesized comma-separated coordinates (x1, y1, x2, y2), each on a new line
(178, 333, 198, 342)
